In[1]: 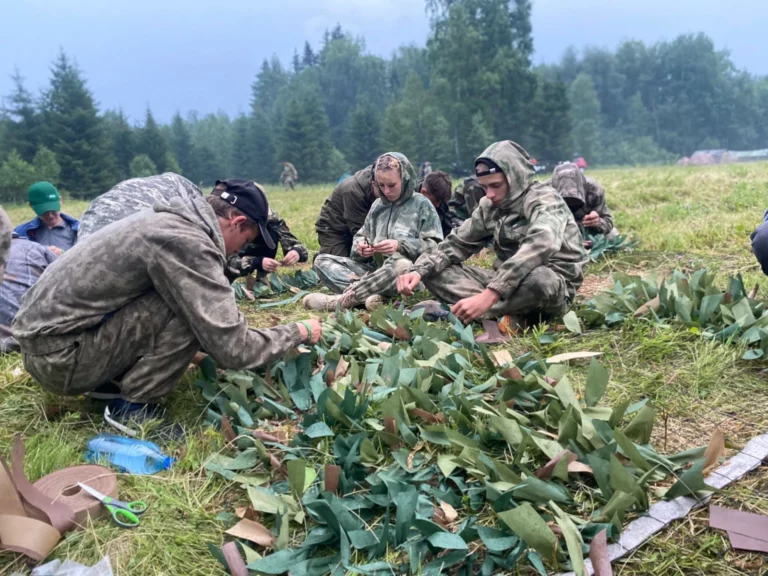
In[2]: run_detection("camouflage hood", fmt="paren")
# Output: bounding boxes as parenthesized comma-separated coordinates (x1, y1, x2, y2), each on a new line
(550, 163, 586, 212)
(375, 152, 418, 207)
(475, 141, 536, 212)
(154, 196, 227, 257)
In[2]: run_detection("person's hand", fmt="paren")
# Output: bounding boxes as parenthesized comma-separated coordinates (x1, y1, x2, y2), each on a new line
(582, 211, 600, 228)
(262, 258, 281, 272)
(356, 242, 375, 258)
(281, 250, 300, 266)
(48, 245, 63, 257)
(451, 289, 500, 323)
(296, 319, 322, 344)
(373, 239, 399, 256)
(396, 272, 422, 296)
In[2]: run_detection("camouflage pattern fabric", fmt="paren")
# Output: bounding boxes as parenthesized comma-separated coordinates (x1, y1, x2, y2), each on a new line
(447, 176, 486, 228)
(313, 152, 442, 298)
(78, 173, 202, 240)
(315, 165, 376, 254)
(13, 197, 303, 401)
(549, 163, 614, 236)
(0, 207, 11, 280)
(226, 207, 308, 280)
(411, 141, 586, 311)
(281, 163, 298, 189)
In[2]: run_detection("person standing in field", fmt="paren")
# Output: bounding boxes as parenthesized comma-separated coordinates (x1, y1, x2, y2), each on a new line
(314, 164, 377, 257)
(281, 162, 298, 191)
(15, 182, 79, 254)
(396, 140, 586, 328)
(548, 163, 618, 243)
(423, 161, 433, 177)
(305, 152, 443, 311)
(13, 180, 323, 408)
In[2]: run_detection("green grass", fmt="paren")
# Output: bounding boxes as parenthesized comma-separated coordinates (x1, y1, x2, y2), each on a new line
(3, 165, 768, 574)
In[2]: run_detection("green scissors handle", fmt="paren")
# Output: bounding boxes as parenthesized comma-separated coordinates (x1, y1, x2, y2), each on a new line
(77, 482, 148, 529)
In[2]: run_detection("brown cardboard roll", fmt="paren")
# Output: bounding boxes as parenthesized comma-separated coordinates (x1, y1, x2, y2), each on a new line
(32, 465, 118, 527)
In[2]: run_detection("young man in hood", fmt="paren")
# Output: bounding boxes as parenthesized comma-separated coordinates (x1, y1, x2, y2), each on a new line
(13, 180, 322, 405)
(396, 141, 586, 327)
(15, 182, 79, 254)
(548, 163, 617, 243)
(315, 164, 377, 257)
(306, 152, 443, 311)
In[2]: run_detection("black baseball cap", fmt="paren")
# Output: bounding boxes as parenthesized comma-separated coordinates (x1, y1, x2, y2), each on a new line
(212, 179, 275, 249)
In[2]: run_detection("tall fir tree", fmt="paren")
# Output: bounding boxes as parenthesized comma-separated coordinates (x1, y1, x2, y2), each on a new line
(346, 100, 382, 170)
(33, 146, 61, 186)
(302, 41, 317, 68)
(529, 79, 573, 164)
(139, 108, 171, 173)
(104, 109, 136, 181)
(232, 114, 254, 178)
(279, 92, 336, 182)
(39, 50, 114, 196)
(169, 112, 194, 176)
(250, 106, 276, 182)
(2, 69, 39, 162)
(568, 73, 602, 163)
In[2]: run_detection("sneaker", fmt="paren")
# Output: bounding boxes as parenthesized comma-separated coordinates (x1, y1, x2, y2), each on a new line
(105, 400, 185, 441)
(303, 293, 343, 310)
(364, 295, 384, 311)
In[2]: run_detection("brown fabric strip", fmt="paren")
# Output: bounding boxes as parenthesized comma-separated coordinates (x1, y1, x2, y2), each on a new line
(221, 541, 249, 576)
(589, 529, 613, 576)
(0, 514, 62, 563)
(11, 436, 75, 533)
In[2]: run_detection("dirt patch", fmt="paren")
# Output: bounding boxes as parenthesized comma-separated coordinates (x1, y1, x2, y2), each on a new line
(577, 275, 614, 300)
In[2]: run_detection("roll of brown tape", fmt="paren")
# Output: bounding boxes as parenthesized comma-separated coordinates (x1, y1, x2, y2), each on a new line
(32, 465, 118, 527)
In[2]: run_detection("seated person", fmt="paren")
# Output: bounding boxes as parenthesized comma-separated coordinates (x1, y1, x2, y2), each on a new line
(15, 182, 79, 254)
(0, 234, 58, 352)
(418, 171, 457, 237)
(549, 163, 617, 242)
(396, 141, 586, 327)
(12, 181, 322, 405)
(751, 209, 768, 276)
(78, 172, 201, 240)
(315, 165, 376, 257)
(447, 176, 486, 228)
(305, 152, 443, 311)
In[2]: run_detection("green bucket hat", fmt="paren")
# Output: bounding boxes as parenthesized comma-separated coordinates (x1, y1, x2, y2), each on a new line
(28, 182, 61, 216)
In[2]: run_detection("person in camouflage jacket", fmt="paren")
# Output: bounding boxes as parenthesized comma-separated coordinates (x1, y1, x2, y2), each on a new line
(305, 152, 443, 311)
(548, 163, 617, 240)
(315, 165, 377, 257)
(447, 176, 486, 228)
(396, 141, 586, 325)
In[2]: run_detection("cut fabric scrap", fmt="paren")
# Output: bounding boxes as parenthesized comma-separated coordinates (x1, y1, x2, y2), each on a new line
(475, 319, 510, 344)
(710, 504, 768, 553)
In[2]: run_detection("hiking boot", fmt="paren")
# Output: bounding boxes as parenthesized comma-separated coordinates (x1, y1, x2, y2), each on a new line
(364, 295, 384, 311)
(303, 293, 344, 310)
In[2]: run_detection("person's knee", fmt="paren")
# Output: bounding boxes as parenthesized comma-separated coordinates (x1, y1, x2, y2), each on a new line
(525, 267, 565, 303)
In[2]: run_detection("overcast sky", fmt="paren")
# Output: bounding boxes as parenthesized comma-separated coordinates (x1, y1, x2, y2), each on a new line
(1, 0, 765, 123)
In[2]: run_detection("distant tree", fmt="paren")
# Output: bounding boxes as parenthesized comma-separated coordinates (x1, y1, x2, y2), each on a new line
(0, 150, 37, 203)
(279, 92, 337, 181)
(232, 114, 253, 178)
(2, 69, 39, 162)
(250, 106, 276, 182)
(33, 146, 61, 186)
(529, 78, 572, 164)
(346, 100, 382, 170)
(379, 101, 418, 162)
(129, 154, 157, 178)
(190, 143, 223, 186)
(104, 109, 136, 181)
(465, 112, 494, 163)
(164, 151, 181, 174)
(139, 108, 171, 173)
(292, 50, 303, 75)
(169, 112, 194, 176)
(302, 41, 317, 68)
(39, 50, 114, 196)
(568, 73, 602, 162)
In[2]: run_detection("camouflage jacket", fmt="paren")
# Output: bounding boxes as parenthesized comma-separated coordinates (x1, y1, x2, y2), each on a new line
(315, 165, 376, 237)
(412, 141, 586, 299)
(548, 164, 613, 236)
(352, 153, 443, 263)
(78, 173, 202, 240)
(447, 176, 486, 226)
(226, 208, 308, 279)
(281, 163, 298, 181)
(13, 197, 303, 369)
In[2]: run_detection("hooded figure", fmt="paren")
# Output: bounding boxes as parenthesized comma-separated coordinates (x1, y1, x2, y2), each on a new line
(549, 163, 615, 238)
(306, 152, 443, 310)
(398, 140, 586, 326)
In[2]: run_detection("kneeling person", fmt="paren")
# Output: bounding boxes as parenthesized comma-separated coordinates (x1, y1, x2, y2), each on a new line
(306, 152, 443, 311)
(13, 182, 321, 403)
(397, 141, 586, 325)
(549, 163, 617, 242)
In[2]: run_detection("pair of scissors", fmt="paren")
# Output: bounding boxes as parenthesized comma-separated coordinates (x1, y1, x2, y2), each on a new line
(77, 482, 148, 528)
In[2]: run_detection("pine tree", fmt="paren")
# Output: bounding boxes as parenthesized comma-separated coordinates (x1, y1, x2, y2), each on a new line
(129, 154, 158, 178)
(39, 50, 114, 196)
(190, 143, 222, 186)
(232, 115, 253, 178)
(251, 106, 276, 182)
(465, 112, 494, 164)
(529, 78, 573, 164)
(139, 108, 170, 173)
(279, 99, 307, 179)
(33, 146, 61, 186)
(568, 73, 602, 163)
(2, 69, 39, 162)
(379, 102, 417, 161)
(169, 112, 194, 176)
(346, 100, 382, 169)
(279, 93, 336, 182)
(0, 150, 37, 203)
(292, 50, 303, 75)
(302, 42, 317, 68)
(104, 109, 136, 181)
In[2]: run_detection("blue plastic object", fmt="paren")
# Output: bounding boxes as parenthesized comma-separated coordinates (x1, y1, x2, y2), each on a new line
(86, 433, 174, 475)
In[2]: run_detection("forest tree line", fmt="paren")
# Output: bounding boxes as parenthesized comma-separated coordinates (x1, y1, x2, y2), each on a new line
(1, 0, 767, 200)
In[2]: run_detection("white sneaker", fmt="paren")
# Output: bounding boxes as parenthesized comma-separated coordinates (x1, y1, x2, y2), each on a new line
(365, 295, 384, 311)
(303, 293, 343, 310)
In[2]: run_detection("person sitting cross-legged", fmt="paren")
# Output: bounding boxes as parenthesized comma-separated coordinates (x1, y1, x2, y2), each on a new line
(15, 182, 79, 255)
(305, 152, 443, 311)
(396, 140, 586, 328)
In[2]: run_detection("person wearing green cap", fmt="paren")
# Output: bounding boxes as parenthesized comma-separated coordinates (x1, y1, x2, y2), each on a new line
(14, 182, 79, 254)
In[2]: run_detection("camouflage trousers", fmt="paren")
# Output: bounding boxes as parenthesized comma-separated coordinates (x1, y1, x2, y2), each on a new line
(282, 178, 296, 191)
(316, 228, 354, 257)
(314, 253, 413, 302)
(20, 292, 198, 402)
(0, 208, 11, 279)
(422, 264, 572, 320)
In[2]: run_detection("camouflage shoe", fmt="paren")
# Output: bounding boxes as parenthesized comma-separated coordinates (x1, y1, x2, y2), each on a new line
(303, 291, 360, 311)
(365, 295, 384, 311)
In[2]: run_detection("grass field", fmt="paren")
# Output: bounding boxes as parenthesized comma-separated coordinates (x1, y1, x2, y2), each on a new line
(2, 163, 768, 575)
